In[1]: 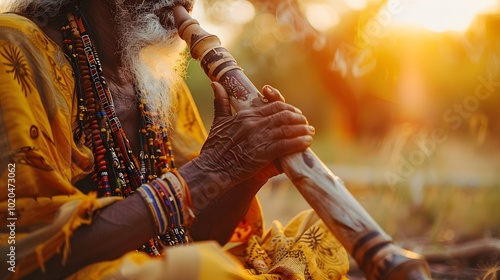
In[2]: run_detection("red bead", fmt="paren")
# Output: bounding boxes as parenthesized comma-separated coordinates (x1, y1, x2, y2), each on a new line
(95, 147, 106, 155)
(95, 154, 105, 162)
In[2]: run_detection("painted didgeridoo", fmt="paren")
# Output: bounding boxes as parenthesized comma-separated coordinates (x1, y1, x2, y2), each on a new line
(169, 5, 431, 280)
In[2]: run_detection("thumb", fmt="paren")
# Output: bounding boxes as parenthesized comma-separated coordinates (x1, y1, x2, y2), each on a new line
(212, 82, 232, 118)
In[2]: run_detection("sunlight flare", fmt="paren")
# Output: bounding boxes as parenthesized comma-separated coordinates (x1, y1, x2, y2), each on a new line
(388, 0, 498, 32)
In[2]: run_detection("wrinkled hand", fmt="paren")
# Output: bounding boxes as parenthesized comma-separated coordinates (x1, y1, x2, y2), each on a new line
(194, 82, 315, 186)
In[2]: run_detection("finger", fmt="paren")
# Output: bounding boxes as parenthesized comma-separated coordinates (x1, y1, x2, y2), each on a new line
(262, 85, 285, 102)
(254, 101, 302, 117)
(269, 124, 315, 140)
(267, 136, 313, 159)
(268, 110, 308, 127)
(212, 82, 232, 118)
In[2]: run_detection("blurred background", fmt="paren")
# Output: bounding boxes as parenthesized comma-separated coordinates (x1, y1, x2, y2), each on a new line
(183, 0, 500, 278)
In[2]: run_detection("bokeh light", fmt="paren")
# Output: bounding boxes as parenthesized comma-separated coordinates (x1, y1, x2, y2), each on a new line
(226, 0, 255, 25)
(344, 0, 368, 11)
(388, 0, 498, 32)
(304, 3, 340, 31)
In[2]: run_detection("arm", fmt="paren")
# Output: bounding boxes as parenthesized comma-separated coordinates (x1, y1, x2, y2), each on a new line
(180, 83, 313, 244)
(25, 171, 194, 279)
(180, 162, 266, 245)
(25, 194, 157, 279)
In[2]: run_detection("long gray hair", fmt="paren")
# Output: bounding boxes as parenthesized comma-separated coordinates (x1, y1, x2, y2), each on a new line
(0, 0, 78, 16)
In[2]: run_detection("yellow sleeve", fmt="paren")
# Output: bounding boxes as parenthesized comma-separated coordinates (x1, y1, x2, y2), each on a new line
(67, 241, 253, 280)
(0, 14, 119, 279)
(0, 20, 79, 199)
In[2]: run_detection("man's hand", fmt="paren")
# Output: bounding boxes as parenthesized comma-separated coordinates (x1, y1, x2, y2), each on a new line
(180, 82, 314, 243)
(196, 82, 315, 186)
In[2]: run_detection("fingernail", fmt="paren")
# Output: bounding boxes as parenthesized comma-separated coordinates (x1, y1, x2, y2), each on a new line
(309, 126, 315, 133)
(295, 108, 303, 114)
(264, 85, 273, 95)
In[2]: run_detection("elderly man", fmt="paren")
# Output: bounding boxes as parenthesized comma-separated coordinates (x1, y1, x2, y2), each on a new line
(0, 0, 349, 279)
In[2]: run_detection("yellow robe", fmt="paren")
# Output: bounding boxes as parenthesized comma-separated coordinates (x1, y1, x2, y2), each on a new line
(0, 14, 349, 279)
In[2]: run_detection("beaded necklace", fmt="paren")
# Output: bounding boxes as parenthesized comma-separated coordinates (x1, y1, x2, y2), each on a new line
(62, 8, 186, 256)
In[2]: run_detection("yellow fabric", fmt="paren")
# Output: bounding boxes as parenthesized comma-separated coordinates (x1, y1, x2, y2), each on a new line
(68, 241, 250, 280)
(170, 80, 208, 165)
(0, 14, 123, 279)
(67, 211, 349, 280)
(0, 14, 349, 280)
(243, 210, 349, 280)
(228, 196, 265, 245)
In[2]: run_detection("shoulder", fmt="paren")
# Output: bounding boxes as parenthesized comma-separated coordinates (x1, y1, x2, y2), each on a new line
(0, 13, 66, 68)
(0, 13, 39, 33)
(0, 13, 51, 53)
(0, 12, 74, 119)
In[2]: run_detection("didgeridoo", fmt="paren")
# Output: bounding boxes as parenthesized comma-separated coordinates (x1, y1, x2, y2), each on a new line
(168, 5, 431, 280)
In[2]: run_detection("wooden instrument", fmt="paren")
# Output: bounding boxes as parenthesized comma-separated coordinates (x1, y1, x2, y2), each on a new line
(169, 5, 431, 280)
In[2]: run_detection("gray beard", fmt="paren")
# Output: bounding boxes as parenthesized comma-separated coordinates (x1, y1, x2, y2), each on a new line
(113, 0, 191, 128)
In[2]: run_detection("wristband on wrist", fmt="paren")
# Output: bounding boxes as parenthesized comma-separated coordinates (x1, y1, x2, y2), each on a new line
(137, 171, 194, 246)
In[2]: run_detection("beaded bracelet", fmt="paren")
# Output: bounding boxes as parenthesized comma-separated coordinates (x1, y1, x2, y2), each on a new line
(149, 179, 178, 229)
(150, 178, 188, 245)
(137, 184, 169, 234)
(165, 170, 195, 226)
(151, 179, 181, 246)
(138, 171, 194, 245)
(165, 171, 195, 244)
(163, 172, 190, 224)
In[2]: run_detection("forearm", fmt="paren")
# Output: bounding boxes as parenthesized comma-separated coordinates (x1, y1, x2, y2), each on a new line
(26, 194, 156, 279)
(179, 160, 265, 244)
(190, 178, 265, 245)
